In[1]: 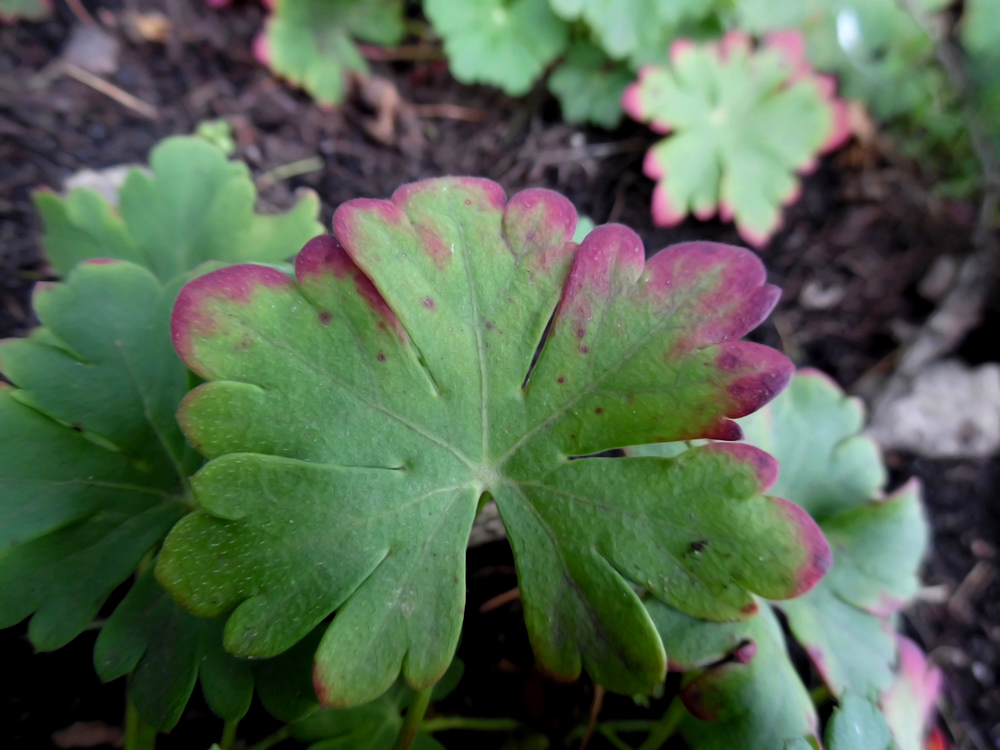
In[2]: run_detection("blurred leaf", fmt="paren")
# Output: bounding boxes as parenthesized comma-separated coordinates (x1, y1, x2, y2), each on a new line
(549, 42, 632, 129)
(826, 693, 893, 750)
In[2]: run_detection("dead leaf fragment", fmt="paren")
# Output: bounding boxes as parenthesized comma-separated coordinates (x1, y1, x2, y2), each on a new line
(62, 24, 120, 76)
(52, 721, 123, 749)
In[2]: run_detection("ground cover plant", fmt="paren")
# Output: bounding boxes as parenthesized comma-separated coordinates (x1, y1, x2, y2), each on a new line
(0, 125, 948, 749)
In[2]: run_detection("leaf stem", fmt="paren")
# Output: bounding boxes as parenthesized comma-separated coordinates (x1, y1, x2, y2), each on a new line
(638, 697, 685, 750)
(421, 716, 522, 733)
(246, 725, 291, 750)
(124, 692, 158, 750)
(395, 686, 434, 750)
(219, 719, 239, 750)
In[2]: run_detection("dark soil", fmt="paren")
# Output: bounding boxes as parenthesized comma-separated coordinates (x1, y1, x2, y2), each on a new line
(1, 1, 998, 749)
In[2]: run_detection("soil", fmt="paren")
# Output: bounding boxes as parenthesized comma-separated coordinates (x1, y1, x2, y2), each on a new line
(1, 1, 998, 749)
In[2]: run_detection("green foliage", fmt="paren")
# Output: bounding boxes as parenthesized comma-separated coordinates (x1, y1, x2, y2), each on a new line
(425, 0, 569, 95)
(34, 136, 323, 281)
(622, 32, 848, 246)
(0, 0, 49, 22)
(0, 135, 322, 730)
(825, 694, 893, 750)
(256, 0, 405, 106)
(631, 369, 933, 747)
(157, 176, 827, 707)
(548, 42, 633, 129)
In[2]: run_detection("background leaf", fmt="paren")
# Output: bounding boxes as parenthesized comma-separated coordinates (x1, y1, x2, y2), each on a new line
(425, 0, 568, 95)
(158, 177, 826, 707)
(825, 693, 893, 750)
(549, 42, 632, 129)
(34, 136, 322, 281)
(258, 0, 404, 105)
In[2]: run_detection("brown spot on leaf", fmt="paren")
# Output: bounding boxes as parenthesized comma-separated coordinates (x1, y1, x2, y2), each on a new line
(377, 353, 387, 362)
(318, 310, 332, 325)
(580, 345, 589, 354)
(557, 376, 565, 384)
(422, 297, 436, 310)
(594, 407, 603, 415)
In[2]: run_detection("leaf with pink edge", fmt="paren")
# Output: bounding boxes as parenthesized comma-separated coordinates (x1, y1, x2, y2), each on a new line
(156, 176, 829, 707)
(881, 636, 945, 750)
(622, 31, 849, 246)
(632, 370, 930, 698)
(656, 604, 819, 749)
(256, 0, 404, 106)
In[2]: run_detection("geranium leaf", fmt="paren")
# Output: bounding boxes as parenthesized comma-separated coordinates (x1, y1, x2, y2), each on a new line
(622, 31, 849, 246)
(255, 623, 327, 722)
(0, 262, 194, 651)
(425, 0, 568, 96)
(549, 42, 632, 129)
(158, 177, 828, 705)
(826, 693, 893, 750)
(256, 0, 404, 106)
(34, 135, 322, 281)
(881, 636, 944, 750)
(632, 369, 929, 697)
(659, 604, 818, 749)
(93, 567, 253, 730)
(0, 0, 50, 21)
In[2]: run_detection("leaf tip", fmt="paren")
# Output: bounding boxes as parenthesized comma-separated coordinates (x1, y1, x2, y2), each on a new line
(776, 496, 832, 596)
(704, 443, 779, 493)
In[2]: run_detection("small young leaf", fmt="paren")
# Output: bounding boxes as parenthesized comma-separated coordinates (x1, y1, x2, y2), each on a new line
(158, 177, 826, 705)
(94, 568, 253, 730)
(655, 604, 819, 749)
(0, 262, 194, 650)
(290, 682, 444, 750)
(256, 0, 404, 106)
(826, 693, 893, 750)
(425, 0, 568, 95)
(881, 637, 944, 750)
(549, 42, 633, 129)
(622, 31, 849, 246)
(34, 136, 322, 281)
(0, 0, 50, 21)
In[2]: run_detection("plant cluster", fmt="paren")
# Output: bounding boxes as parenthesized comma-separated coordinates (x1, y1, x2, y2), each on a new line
(1, 133, 943, 749)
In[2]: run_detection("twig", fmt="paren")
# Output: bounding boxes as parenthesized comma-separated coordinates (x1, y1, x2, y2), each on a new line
(478, 586, 520, 613)
(411, 103, 491, 122)
(257, 157, 324, 190)
(359, 43, 445, 62)
(64, 0, 96, 25)
(873, 2, 1000, 411)
(580, 684, 605, 750)
(62, 62, 159, 120)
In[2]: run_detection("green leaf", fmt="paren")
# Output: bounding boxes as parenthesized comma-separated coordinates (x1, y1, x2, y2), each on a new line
(659, 604, 819, 749)
(0, 262, 193, 650)
(290, 682, 444, 750)
(425, 0, 568, 96)
(548, 42, 632, 129)
(550, 0, 719, 62)
(256, 0, 404, 106)
(0, 0, 50, 21)
(826, 694, 893, 750)
(622, 31, 849, 246)
(94, 567, 253, 730)
(34, 136, 323, 281)
(961, 0, 1000, 59)
(158, 177, 828, 705)
(735, 0, 947, 120)
(571, 215, 595, 244)
(632, 370, 929, 697)
(255, 623, 327, 722)
(881, 636, 943, 750)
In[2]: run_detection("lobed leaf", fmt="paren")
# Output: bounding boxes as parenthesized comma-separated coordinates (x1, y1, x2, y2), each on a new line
(158, 177, 826, 705)
(255, 0, 404, 106)
(425, 0, 568, 96)
(548, 42, 633, 129)
(0, 262, 194, 650)
(94, 568, 254, 730)
(632, 370, 930, 698)
(652, 603, 819, 749)
(622, 31, 849, 246)
(34, 135, 323, 281)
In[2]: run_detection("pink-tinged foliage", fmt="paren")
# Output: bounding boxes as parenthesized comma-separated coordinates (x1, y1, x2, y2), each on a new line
(622, 30, 850, 247)
(882, 636, 945, 750)
(172, 264, 292, 370)
(702, 443, 779, 493)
